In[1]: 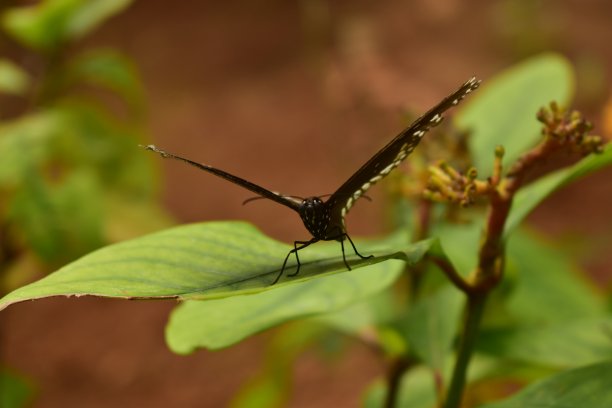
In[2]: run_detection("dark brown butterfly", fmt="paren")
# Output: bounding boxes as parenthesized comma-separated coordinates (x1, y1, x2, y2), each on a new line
(144, 77, 481, 284)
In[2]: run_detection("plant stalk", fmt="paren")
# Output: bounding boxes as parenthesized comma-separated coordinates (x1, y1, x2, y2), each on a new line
(443, 294, 487, 408)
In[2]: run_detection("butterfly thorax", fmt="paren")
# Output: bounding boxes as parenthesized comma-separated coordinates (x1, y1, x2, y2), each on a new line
(298, 197, 334, 240)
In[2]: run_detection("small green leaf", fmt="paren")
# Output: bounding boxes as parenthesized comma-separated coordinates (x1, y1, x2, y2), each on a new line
(505, 144, 612, 236)
(2, 0, 132, 51)
(68, 50, 144, 111)
(478, 318, 612, 368)
(0, 59, 30, 95)
(0, 222, 434, 310)
(64, 0, 132, 39)
(0, 110, 66, 187)
(9, 170, 105, 264)
(479, 362, 612, 408)
(456, 53, 574, 175)
(433, 219, 483, 277)
(399, 286, 464, 372)
(2, 0, 82, 51)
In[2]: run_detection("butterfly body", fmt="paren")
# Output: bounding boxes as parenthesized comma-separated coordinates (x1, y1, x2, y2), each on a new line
(144, 77, 481, 284)
(298, 197, 331, 240)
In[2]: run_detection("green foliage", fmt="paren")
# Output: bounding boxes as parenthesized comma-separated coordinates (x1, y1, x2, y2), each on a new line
(480, 362, 612, 408)
(9, 170, 105, 264)
(2, 0, 133, 52)
(0, 1, 165, 404)
(505, 229, 606, 323)
(67, 50, 145, 112)
(0, 0, 164, 283)
(0, 59, 30, 95)
(0, 221, 431, 309)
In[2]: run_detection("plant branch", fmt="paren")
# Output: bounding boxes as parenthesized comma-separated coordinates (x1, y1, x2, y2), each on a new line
(442, 294, 487, 408)
(440, 102, 604, 407)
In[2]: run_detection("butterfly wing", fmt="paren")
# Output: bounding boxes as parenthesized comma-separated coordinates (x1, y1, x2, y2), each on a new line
(325, 77, 481, 235)
(143, 145, 302, 212)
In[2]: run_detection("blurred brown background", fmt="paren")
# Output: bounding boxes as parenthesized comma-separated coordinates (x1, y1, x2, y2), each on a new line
(3, 1, 612, 406)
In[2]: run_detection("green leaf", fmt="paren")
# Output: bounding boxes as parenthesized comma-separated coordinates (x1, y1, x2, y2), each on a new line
(0, 222, 434, 311)
(313, 289, 397, 335)
(0, 59, 30, 95)
(456, 53, 574, 175)
(0, 110, 66, 187)
(506, 229, 606, 324)
(479, 362, 612, 408)
(2, 0, 132, 51)
(68, 50, 145, 112)
(505, 144, 612, 236)
(433, 219, 483, 277)
(399, 286, 464, 372)
(166, 260, 403, 352)
(478, 318, 612, 368)
(9, 170, 105, 264)
(0, 367, 34, 408)
(64, 0, 132, 39)
(48, 102, 156, 196)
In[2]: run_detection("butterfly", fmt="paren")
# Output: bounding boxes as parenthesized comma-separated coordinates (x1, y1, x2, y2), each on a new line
(143, 77, 480, 284)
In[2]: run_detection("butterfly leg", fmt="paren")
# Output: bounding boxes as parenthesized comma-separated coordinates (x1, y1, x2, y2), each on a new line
(272, 239, 316, 284)
(344, 233, 374, 260)
(339, 238, 351, 271)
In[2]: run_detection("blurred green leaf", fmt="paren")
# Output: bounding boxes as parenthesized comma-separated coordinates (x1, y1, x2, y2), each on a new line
(0, 367, 34, 408)
(2, 0, 83, 51)
(2, 0, 132, 51)
(64, 0, 132, 39)
(230, 323, 325, 408)
(479, 362, 612, 408)
(0, 110, 66, 187)
(433, 219, 483, 277)
(0, 222, 434, 311)
(68, 50, 145, 112)
(456, 53, 574, 175)
(52, 102, 156, 196)
(505, 144, 612, 236)
(9, 170, 105, 264)
(0, 102, 154, 196)
(478, 318, 612, 368)
(506, 229, 606, 324)
(399, 286, 464, 372)
(0, 59, 30, 95)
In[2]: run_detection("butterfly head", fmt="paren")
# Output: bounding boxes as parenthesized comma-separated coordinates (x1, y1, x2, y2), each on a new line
(298, 197, 331, 240)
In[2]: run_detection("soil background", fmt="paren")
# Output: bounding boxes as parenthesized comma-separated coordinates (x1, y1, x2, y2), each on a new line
(3, 1, 612, 407)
